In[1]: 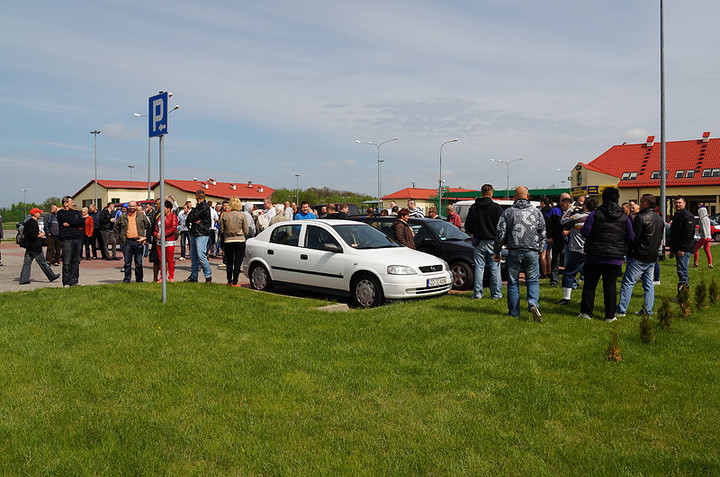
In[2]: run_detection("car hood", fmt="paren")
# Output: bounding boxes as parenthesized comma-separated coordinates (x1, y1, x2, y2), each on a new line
(346, 245, 445, 267)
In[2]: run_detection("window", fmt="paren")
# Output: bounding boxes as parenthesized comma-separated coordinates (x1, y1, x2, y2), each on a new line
(713, 169, 720, 177)
(269, 224, 300, 246)
(651, 171, 661, 179)
(675, 170, 684, 179)
(304, 225, 341, 251)
(622, 172, 631, 180)
(111, 198, 120, 204)
(702, 169, 713, 177)
(624, 172, 638, 180)
(686, 170, 695, 179)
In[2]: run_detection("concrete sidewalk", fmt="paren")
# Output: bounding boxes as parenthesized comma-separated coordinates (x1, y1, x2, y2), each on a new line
(0, 241, 248, 293)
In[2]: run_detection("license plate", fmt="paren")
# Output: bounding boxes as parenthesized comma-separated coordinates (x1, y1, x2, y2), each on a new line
(427, 277, 446, 287)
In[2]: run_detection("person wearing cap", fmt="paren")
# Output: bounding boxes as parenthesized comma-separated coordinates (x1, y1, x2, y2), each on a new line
(19, 208, 60, 285)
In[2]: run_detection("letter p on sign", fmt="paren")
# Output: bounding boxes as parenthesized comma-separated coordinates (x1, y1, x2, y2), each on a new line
(148, 92, 168, 137)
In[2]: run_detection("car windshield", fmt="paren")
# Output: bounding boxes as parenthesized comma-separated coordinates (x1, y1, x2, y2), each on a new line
(422, 220, 470, 241)
(332, 223, 400, 249)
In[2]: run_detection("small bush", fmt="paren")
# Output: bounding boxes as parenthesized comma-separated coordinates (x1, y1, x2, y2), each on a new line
(678, 285, 691, 320)
(657, 297, 673, 330)
(709, 276, 719, 305)
(695, 274, 707, 309)
(639, 311, 655, 344)
(606, 323, 622, 362)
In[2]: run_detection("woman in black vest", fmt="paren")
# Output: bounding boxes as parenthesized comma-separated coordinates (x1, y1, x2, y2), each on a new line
(578, 187, 635, 322)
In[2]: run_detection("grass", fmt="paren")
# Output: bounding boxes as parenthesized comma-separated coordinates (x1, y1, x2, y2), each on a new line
(0, 261, 718, 475)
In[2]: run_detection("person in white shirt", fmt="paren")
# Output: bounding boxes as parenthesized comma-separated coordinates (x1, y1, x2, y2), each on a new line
(177, 201, 192, 261)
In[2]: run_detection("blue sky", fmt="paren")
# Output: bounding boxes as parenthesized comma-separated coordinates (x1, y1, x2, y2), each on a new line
(2, 0, 720, 208)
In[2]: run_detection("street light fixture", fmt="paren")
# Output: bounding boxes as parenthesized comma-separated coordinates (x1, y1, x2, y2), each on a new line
(355, 137, 398, 209)
(556, 168, 573, 190)
(21, 187, 30, 219)
(490, 157, 524, 198)
(134, 105, 179, 199)
(128, 164, 135, 180)
(295, 174, 300, 205)
(438, 138, 459, 210)
(90, 130, 101, 208)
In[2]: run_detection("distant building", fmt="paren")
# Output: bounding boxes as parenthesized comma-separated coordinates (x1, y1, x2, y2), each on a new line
(73, 179, 274, 208)
(572, 132, 720, 216)
(382, 187, 476, 214)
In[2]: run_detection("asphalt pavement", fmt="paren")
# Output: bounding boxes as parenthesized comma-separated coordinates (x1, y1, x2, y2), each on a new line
(0, 241, 248, 293)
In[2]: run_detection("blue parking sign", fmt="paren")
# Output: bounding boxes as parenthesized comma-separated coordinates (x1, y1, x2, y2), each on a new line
(149, 92, 168, 137)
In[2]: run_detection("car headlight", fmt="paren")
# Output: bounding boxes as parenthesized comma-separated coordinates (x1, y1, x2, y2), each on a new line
(387, 265, 417, 275)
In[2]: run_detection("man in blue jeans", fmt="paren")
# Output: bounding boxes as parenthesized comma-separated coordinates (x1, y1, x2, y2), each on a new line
(493, 186, 546, 322)
(113, 200, 150, 283)
(668, 195, 696, 294)
(185, 189, 213, 283)
(464, 184, 504, 300)
(616, 194, 665, 316)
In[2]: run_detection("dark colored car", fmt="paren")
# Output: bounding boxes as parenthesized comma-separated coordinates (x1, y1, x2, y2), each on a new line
(350, 216, 506, 291)
(311, 203, 361, 218)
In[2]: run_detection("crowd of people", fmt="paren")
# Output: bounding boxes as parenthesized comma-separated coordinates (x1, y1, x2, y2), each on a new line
(13, 187, 713, 317)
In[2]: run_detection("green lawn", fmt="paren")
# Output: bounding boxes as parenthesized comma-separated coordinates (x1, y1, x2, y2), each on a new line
(0, 262, 718, 475)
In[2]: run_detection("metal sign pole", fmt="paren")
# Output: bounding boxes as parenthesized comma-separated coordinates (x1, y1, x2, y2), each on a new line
(159, 134, 166, 303)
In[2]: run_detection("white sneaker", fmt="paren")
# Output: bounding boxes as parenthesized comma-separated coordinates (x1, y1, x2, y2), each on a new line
(578, 313, 592, 320)
(653, 281, 660, 286)
(218, 263, 227, 269)
(615, 312, 626, 318)
(605, 317, 618, 322)
(529, 305, 542, 323)
(178, 257, 186, 261)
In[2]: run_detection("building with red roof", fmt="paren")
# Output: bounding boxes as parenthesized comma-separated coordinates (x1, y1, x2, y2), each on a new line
(73, 179, 274, 209)
(381, 187, 476, 214)
(571, 132, 720, 215)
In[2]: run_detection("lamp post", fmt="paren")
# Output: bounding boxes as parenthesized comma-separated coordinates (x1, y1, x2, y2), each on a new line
(128, 164, 134, 180)
(556, 168, 573, 192)
(90, 130, 101, 208)
(295, 174, 300, 205)
(135, 104, 178, 199)
(438, 138, 459, 210)
(21, 187, 29, 219)
(355, 137, 398, 209)
(490, 157, 524, 198)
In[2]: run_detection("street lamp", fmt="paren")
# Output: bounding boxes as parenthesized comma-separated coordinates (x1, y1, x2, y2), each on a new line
(438, 138, 459, 210)
(295, 174, 300, 205)
(490, 157, 524, 198)
(355, 137, 398, 209)
(134, 104, 179, 199)
(21, 187, 30, 219)
(128, 164, 134, 180)
(556, 168, 573, 191)
(90, 130, 101, 208)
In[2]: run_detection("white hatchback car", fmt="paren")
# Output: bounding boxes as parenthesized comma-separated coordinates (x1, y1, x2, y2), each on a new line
(243, 219, 453, 307)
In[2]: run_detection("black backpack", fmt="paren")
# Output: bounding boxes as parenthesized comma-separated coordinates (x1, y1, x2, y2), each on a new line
(16, 218, 29, 247)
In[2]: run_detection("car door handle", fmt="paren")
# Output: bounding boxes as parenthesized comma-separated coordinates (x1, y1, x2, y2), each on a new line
(300, 254, 308, 260)
(268, 250, 274, 255)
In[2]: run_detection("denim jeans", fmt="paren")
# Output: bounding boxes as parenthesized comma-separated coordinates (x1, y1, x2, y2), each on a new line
(122, 239, 145, 283)
(180, 231, 189, 258)
(20, 249, 57, 283)
(190, 235, 212, 280)
(617, 257, 655, 315)
(60, 238, 82, 286)
(561, 251, 585, 290)
(505, 249, 540, 317)
(676, 251, 691, 287)
(550, 240, 564, 285)
(473, 239, 502, 299)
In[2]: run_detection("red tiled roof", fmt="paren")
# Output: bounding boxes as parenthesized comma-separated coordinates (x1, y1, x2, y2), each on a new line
(164, 180, 274, 200)
(383, 187, 476, 200)
(73, 180, 152, 197)
(588, 134, 720, 188)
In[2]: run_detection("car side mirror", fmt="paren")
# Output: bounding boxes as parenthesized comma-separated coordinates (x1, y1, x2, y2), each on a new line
(323, 243, 342, 253)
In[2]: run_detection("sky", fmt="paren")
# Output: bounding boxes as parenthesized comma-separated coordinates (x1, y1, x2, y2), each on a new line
(2, 0, 720, 208)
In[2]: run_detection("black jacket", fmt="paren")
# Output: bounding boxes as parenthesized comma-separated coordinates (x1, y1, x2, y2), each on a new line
(186, 200, 212, 236)
(56, 208, 84, 240)
(23, 218, 43, 252)
(629, 208, 664, 262)
(584, 202, 630, 260)
(669, 209, 696, 253)
(464, 197, 503, 241)
(99, 208, 115, 231)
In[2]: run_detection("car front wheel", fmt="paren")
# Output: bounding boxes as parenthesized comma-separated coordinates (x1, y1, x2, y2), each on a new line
(450, 261, 473, 291)
(250, 264, 273, 291)
(351, 274, 383, 308)
(713, 232, 720, 242)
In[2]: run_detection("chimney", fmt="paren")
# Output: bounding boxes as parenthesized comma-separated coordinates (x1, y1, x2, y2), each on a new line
(702, 131, 711, 143)
(258, 187, 263, 193)
(247, 181, 253, 188)
(208, 178, 217, 185)
(200, 182, 209, 189)
(229, 183, 236, 190)
(646, 136, 655, 147)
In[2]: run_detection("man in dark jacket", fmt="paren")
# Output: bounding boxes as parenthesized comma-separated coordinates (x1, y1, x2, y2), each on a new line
(185, 189, 213, 283)
(668, 195, 696, 292)
(88, 203, 108, 260)
(545, 192, 571, 286)
(616, 194, 665, 316)
(579, 187, 635, 321)
(44, 204, 62, 265)
(99, 202, 119, 260)
(465, 184, 504, 300)
(56, 196, 85, 287)
(114, 200, 151, 283)
(19, 208, 60, 285)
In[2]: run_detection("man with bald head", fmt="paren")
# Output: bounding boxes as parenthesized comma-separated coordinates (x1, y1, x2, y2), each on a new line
(493, 186, 546, 322)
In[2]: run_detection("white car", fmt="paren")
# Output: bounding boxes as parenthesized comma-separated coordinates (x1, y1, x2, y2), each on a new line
(243, 219, 453, 307)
